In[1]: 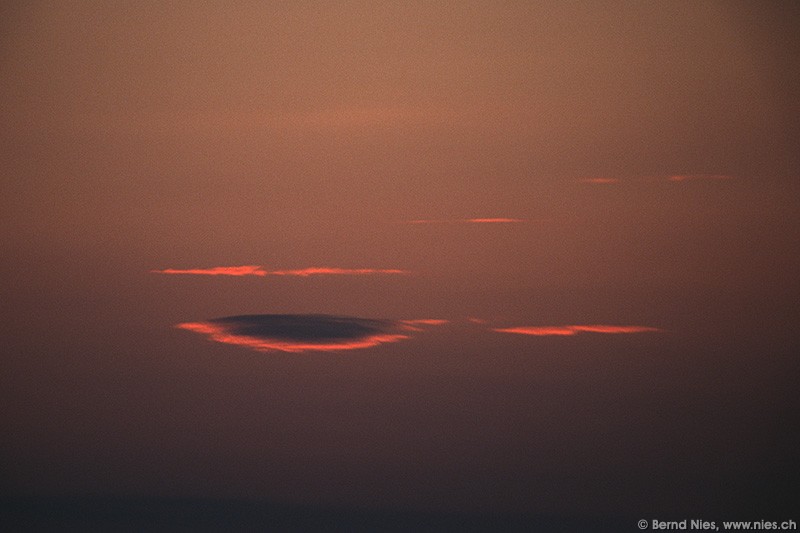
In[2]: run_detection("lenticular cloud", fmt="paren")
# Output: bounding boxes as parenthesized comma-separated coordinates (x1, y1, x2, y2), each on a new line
(176, 314, 444, 353)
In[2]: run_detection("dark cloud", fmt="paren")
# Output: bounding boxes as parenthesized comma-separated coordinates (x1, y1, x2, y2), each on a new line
(210, 314, 394, 341)
(176, 314, 443, 353)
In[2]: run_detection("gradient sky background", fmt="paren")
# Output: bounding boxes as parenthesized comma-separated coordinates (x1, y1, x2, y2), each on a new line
(2, 1, 799, 528)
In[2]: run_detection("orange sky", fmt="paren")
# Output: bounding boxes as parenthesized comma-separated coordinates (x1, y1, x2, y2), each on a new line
(1, 1, 798, 527)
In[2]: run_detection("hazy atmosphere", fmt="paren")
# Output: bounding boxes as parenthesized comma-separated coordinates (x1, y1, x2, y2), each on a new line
(2, 1, 799, 530)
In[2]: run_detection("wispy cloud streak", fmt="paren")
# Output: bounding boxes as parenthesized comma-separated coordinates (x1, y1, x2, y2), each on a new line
(150, 266, 267, 276)
(398, 319, 449, 330)
(577, 174, 733, 185)
(405, 218, 526, 225)
(151, 266, 409, 277)
(267, 267, 409, 277)
(667, 174, 733, 182)
(579, 178, 620, 184)
(493, 325, 661, 336)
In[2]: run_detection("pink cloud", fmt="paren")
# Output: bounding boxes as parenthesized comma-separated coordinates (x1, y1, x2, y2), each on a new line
(150, 266, 267, 277)
(267, 267, 410, 277)
(405, 218, 526, 224)
(151, 266, 409, 277)
(493, 325, 661, 336)
(398, 319, 449, 330)
(493, 326, 578, 336)
(466, 218, 526, 223)
(576, 174, 734, 185)
(568, 325, 661, 334)
(667, 174, 733, 182)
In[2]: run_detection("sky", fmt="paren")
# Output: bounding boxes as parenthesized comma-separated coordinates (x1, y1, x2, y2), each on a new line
(1, 1, 799, 529)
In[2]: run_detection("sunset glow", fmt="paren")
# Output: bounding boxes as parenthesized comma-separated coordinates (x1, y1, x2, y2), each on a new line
(569, 325, 661, 334)
(466, 218, 527, 224)
(151, 266, 409, 277)
(405, 218, 526, 224)
(5, 0, 796, 527)
(267, 267, 410, 277)
(176, 321, 409, 353)
(150, 266, 267, 276)
(667, 174, 733, 182)
(398, 319, 449, 330)
(493, 325, 661, 336)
